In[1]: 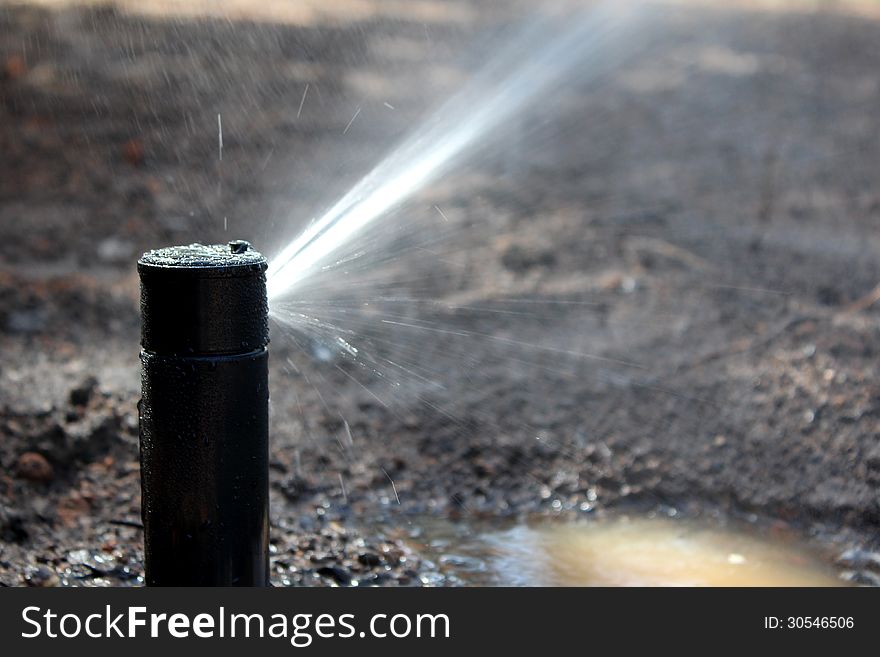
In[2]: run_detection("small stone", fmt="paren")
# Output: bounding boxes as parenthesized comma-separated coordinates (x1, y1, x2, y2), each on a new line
(0, 508, 29, 543)
(69, 376, 98, 407)
(357, 552, 381, 567)
(24, 565, 59, 587)
(67, 549, 92, 565)
(438, 554, 485, 572)
(2, 55, 27, 80)
(836, 547, 880, 571)
(840, 570, 880, 586)
(6, 309, 47, 334)
(15, 452, 54, 483)
(316, 565, 352, 586)
(122, 138, 145, 166)
(864, 446, 880, 471)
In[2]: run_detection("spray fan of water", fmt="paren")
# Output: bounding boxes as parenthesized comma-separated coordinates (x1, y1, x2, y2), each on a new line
(262, 1, 669, 503)
(268, 1, 717, 487)
(266, 1, 644, 299)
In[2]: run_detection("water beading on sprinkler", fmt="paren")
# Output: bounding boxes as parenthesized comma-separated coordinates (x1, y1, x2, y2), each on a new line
(138, 240, 269, 586)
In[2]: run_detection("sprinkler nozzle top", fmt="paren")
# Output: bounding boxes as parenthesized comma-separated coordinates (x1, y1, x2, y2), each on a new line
(139, 241, 264, 270)
(138, 242, 268, 356)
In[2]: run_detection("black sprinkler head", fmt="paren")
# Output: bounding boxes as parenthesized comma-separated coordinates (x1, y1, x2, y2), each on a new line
(138, 241, 270, 586)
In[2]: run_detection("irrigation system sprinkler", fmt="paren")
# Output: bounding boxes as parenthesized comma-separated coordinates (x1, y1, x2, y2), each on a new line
(138, 241, 270, 586)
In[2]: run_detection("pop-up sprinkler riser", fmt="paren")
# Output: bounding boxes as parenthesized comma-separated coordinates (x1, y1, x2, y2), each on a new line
(138, 241, 270, 586)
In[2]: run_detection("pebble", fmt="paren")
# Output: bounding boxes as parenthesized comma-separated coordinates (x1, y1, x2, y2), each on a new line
(2, 54, 27, 80)
(24, 565, 59, 587)
(316, 565, 352, 586)
(121, 138, 145, 167)
(357, 552, 381, 567)
(69, 376, 99, 407)
(841, 570, 880, 586)
(0, 508, 29, 543)
(438, 554, 486, 572)
(6, 309, 47, 334)
(836, 547, 880, 571)
(15, 452, 54, 483)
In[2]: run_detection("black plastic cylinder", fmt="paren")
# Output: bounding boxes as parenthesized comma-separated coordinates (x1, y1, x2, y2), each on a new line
(138, 241, 269, 586)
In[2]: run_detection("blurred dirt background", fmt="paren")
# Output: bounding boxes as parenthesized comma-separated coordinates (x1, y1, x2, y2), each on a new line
(1, 0, 879, 586)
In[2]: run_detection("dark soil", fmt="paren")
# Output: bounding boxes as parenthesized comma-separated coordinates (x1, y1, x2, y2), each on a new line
(1, 1, 879, 586)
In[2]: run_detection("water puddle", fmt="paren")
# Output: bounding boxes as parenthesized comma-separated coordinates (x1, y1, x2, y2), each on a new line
(408, 516, 846, 586)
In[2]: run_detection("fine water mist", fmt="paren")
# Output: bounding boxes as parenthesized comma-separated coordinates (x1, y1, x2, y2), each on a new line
(266, 1, 648, 300)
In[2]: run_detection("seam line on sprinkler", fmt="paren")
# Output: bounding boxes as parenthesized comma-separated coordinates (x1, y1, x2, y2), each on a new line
(138, 265, 266, 276)
(142, 347, 268, 361)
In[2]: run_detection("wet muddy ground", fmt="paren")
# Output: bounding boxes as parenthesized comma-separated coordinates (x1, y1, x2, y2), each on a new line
(1, 1, 879, 586)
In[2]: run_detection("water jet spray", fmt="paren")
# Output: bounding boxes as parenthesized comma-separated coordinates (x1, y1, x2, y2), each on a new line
(266, 0, 646, 300)
(138, 241, 269, 586)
